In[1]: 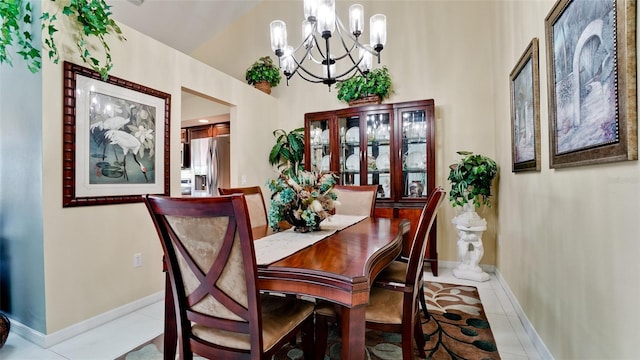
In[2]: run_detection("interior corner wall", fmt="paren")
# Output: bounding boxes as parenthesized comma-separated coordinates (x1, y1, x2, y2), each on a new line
(192, 0, 500, 266)
(35, 0, 279, 335)
(0, 1, 47, 332)
(491, 1, 640, 358)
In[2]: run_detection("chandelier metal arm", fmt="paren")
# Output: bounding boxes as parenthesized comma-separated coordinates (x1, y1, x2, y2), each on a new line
(286, 54, 332, 82)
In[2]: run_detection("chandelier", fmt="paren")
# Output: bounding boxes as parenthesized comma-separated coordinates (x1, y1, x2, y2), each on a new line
(269, 0, 387, 88)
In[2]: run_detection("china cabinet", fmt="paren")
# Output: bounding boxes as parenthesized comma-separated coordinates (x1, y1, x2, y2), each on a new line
(304, 99, 439, 275)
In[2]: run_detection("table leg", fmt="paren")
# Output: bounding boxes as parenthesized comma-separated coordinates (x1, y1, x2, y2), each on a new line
(340, 305, 366, 360)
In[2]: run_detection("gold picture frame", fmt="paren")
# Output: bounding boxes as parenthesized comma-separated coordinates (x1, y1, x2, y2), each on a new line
(510, 38, 541, 172)
(545, 0, 637, 168)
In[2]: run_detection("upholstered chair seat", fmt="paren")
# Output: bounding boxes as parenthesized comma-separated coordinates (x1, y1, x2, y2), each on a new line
(374, 258, 430, 318)
(193, 293, 314, 352)
(314, 187, 446, 360)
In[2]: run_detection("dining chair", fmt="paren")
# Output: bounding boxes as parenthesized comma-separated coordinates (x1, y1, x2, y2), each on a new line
(314, 186, 446, 360)
(332, 184, 379, 217)
(144, 194, 315, 360)
(374, 186, 442, 318)
(218, 186, 268, 227)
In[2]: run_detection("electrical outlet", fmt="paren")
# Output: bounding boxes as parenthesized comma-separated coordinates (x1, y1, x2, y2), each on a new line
(241, 175, 247, 185)
(133, 253, 142, 268)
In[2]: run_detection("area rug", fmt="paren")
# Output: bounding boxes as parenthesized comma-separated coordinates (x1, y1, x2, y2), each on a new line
(116, 282, 499, 360)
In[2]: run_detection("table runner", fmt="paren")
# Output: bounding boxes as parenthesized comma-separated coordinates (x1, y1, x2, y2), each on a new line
(255, 214, 367, 265)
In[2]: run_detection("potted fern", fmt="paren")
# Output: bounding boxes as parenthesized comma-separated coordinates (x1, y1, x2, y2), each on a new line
(245, 56, 281, 94)
(336, 66, 393, 106)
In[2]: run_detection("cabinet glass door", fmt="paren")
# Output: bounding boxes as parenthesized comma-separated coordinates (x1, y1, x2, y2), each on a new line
(400, 109, 428, 198)
(308, 119, 331, 173)
(365, 112, 391, 199)
(338, 115, 361, 185)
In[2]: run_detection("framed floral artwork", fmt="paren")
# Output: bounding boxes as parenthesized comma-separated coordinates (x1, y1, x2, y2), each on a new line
(510, 38, 541, 172)
(545, 0, 637, 168)
(62, 61, 171, 207)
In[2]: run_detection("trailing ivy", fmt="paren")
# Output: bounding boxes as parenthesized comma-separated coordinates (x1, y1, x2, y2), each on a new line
(0, 0, 41, 73)
(0, 0, 125, 80)
(43, 0, 125, 80)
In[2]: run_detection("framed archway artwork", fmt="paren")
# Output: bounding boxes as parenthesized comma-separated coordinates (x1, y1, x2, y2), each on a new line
(510, 38, 541, 172)
(545, 0, 637, 168)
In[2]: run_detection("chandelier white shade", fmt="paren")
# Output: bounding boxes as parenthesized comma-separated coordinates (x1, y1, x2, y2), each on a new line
(269, 0, 387, 88)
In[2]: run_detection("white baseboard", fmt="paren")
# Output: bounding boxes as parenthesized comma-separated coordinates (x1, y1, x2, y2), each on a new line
(494, 269, 554, 360)
(432, 259, 496, 274)
(8, 291, 163, 348)
(10, 263, 550, 359)
(432, 261, 552, 359)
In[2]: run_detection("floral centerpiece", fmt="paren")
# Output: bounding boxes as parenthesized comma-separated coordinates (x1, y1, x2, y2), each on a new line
(267, 170, 337, 233)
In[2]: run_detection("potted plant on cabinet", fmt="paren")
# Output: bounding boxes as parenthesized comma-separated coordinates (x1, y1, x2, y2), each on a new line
(447, 150, 498, 282)
(336, 66, 393, 106)
(0, 0, 125, 80)
(245, 56, 281, 94)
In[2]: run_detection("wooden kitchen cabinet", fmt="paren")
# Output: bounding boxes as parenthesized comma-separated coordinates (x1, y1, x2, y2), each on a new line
(304, 99, 439, 275)
(187, 122, 230, 140)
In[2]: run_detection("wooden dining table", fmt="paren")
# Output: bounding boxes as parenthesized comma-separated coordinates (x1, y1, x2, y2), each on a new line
(256, 216, 410, 360)
(163, 216, 410, 360)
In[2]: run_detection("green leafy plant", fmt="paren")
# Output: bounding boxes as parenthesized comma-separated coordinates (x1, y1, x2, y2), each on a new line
(447, 151, 498, 208)
(245, 56, 281, 87)
(268, 127, 304, 178)
(0, 0, 125, 80)
(336, 66, 393, 103)
(0, 0, 40, 73)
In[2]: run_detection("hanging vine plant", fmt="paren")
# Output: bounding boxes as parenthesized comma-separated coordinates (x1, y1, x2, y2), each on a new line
(0, 0, 125, 80)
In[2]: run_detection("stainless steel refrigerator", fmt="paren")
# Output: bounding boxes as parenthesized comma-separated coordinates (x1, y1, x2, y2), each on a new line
(190, 134, 230, 197)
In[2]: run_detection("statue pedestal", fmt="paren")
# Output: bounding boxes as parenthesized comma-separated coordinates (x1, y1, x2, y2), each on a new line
(452, 205, 490, 282)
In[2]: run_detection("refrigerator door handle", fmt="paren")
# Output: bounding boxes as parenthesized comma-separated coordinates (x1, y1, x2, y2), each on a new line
(212, 141, 219, 195)
(206, 139, 214, 194)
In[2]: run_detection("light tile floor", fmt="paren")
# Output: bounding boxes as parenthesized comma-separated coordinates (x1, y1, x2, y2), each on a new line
(0, 268, 543, 359)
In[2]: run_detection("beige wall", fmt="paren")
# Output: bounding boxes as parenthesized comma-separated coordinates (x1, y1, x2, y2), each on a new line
(491, 1, 640, 358)
(193, 0, 640, 357)
(40, 4, 279, 333)
(35, 1, 640, 356)
(192, 0, 500, 266)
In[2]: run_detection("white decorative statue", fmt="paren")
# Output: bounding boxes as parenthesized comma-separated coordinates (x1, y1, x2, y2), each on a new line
(452, 206, 489, 282)
(447, 151, 498, 283)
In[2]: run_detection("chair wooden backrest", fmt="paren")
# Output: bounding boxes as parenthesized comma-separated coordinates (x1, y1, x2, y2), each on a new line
(218, 186, 268, 227)
(405, 186, 446, 299)
(332, 184, 379, 217)
(144, 194, 264, 358)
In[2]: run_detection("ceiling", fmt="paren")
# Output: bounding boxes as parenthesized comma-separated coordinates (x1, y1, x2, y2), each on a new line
(110, 0, 263, 124)
(109, 0, 263, 54)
